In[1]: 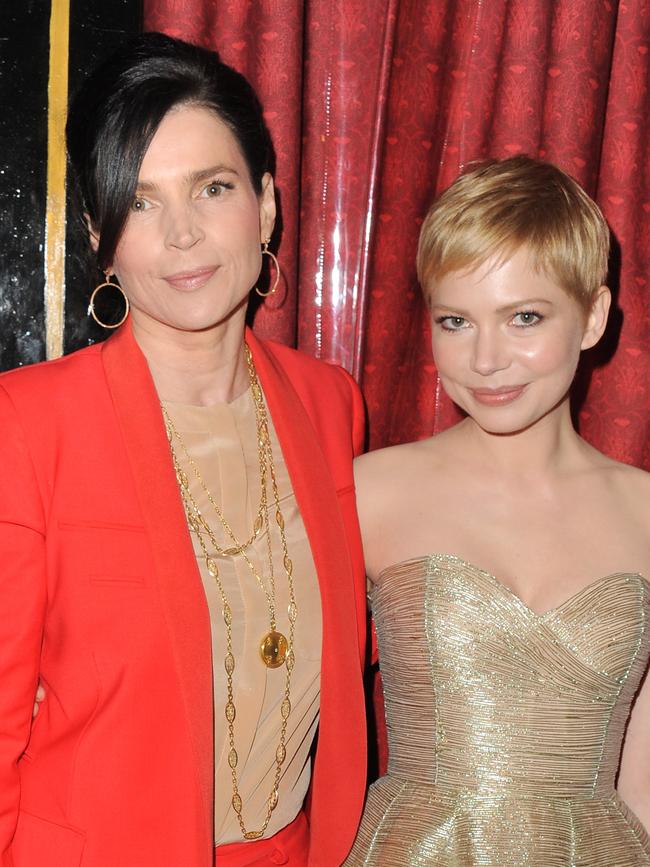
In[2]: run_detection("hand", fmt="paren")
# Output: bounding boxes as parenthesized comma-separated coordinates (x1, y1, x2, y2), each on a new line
(32, 683, 45, 719)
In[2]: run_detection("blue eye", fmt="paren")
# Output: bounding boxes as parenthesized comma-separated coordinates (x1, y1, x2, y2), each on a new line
(436, 315, 469, 332)
(512, 311, 542, 327)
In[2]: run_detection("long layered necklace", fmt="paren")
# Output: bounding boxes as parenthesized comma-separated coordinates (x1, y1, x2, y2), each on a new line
(161, 344, 298, 840)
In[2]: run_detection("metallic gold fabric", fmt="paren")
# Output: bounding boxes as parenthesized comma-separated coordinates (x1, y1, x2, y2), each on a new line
(346, 554, 650, 866)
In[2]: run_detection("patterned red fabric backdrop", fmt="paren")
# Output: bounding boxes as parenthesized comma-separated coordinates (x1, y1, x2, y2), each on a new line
(144, 0, 649, 465)
(144, 0, 650, 772)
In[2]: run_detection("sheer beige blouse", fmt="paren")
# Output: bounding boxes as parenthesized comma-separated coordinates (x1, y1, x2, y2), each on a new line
(163, 388, 322, 845)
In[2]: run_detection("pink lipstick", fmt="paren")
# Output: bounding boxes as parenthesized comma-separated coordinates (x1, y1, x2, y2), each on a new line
(163, 267, 217, 291)
(470, 385, 527, 406)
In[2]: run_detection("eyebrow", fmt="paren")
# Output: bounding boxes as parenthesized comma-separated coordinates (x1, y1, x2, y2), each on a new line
(431, 298, 554, 315)
(495, 298, 554, 313)
(135, 164, 239, 193)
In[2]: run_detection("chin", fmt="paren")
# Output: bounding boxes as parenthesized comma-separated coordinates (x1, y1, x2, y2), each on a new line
(444, 397, 535, 436)
(473, 417, 540, 437)
(463, 400, 569, 437)
(165, 303, 246, 333)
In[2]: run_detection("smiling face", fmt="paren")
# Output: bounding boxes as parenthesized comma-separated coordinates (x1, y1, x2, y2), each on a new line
(101, 104, 275, 335)
(428, 246, 610, 435)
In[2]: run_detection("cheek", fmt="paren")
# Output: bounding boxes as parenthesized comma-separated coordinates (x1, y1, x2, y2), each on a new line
(430, 336, 465, 376)
(111, 246, 133, 275)
(208, 213, 261, 267)
(516, 328, 582, 375)
(241, 211, 264, 251)
(220, 197, 262, 237)
(111, 251, 134, 283)
(111, 225, 150, 278)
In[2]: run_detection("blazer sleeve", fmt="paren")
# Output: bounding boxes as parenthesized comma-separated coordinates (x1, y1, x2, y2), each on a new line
(331, 366, 369, 664)
(348, 370, 366, 458)
(334, 367, 374, 664)
(332, 365, 366, 458)
(0, 385, 47, 862)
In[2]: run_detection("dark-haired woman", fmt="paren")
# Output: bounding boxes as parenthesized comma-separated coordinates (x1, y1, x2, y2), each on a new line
(0, 34, 366, 867)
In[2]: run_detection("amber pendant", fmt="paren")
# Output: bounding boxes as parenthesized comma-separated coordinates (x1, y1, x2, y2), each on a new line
(260, 630, 288, 668)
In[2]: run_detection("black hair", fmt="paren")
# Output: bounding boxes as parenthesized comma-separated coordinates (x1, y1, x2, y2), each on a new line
(66, 32, 274, 271)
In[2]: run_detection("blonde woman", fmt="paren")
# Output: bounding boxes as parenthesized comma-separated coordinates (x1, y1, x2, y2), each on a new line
(347, 157, 650, 865)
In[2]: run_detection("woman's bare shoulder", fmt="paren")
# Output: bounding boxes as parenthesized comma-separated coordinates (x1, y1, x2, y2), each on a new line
(586, 445, 650, 523)
(589, 443, 650, 483)
(353, 431, 461, 507)
(355, 437, 434, 478)
(356, 425, 460, 471)
(610, 458, 650, 508)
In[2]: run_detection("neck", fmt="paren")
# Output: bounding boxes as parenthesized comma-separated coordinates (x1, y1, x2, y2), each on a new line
(130, 309, 249, 406)
(457, 397, 588, 480)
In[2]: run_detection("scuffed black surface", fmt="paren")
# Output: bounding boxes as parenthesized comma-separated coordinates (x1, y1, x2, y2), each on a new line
(0, 0, 141, 371)
(0, 0, 50, 369)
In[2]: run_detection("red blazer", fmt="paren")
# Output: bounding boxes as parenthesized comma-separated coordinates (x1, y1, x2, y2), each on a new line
(0, 324, 367, 867)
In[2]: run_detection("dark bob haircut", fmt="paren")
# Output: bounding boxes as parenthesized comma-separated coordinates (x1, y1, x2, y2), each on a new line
(66, 32, 274, 272)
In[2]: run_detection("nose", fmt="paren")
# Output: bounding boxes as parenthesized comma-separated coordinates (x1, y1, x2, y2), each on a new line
(470, 326, 510, 376)
(163, 201, 204, 250)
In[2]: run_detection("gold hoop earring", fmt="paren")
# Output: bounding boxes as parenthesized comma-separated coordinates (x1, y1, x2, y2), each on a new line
(87, 272, 130, 329)
(255, 240, 281, 297)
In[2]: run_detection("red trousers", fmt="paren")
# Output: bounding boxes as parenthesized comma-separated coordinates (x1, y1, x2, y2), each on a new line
(215, 812, 309, 866)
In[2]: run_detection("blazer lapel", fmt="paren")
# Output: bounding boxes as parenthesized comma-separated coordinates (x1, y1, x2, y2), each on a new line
(247, 331, 365, 851)
(246, 332, 361, 671)
(101, 324, 214, 838)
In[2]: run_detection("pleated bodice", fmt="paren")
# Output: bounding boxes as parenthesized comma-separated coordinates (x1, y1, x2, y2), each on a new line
(346, 553, 650, 866)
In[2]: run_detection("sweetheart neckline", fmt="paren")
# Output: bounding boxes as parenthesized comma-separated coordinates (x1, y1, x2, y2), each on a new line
(373, 552, 649, 619)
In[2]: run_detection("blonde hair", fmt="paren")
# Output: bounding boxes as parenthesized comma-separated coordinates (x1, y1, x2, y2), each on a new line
(417, 156, 610, 310)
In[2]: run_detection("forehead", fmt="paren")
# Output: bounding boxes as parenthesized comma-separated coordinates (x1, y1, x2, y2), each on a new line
(428, 248, 577, 309)
(138, 104, 246, 179)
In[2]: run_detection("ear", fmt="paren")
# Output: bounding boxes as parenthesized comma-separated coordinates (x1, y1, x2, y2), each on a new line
(581, 285, 611, 350)
(85, 213, 100, 253)
(85, 214, 112, 274)
(258, 173, 276, 243)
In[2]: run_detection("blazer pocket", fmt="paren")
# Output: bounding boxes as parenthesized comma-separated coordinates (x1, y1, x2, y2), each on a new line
(58, 521, 151, 588)
(11, 810, 85, 866)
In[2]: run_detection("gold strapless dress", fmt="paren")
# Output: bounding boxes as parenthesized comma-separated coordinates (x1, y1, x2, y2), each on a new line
(346, 554, 650, 866)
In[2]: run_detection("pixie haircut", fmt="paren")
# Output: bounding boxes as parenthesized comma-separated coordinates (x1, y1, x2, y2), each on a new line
(67, 32, 273, 272)
(416, 156, 610, 311)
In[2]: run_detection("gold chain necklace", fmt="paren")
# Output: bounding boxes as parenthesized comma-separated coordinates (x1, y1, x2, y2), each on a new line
(163, 402, 279, 641)
(161, 344, 298, 840)
(167, 376, 270, 558)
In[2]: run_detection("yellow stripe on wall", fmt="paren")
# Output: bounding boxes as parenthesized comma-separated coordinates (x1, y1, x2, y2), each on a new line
(45, 0, 71, 360)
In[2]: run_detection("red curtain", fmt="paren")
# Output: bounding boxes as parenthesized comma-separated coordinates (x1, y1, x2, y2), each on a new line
(145, 0, 649, 776)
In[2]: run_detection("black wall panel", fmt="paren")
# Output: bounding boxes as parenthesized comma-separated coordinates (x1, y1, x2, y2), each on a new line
(0, 0, 141, 371)
(0, 0, 50, 369)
